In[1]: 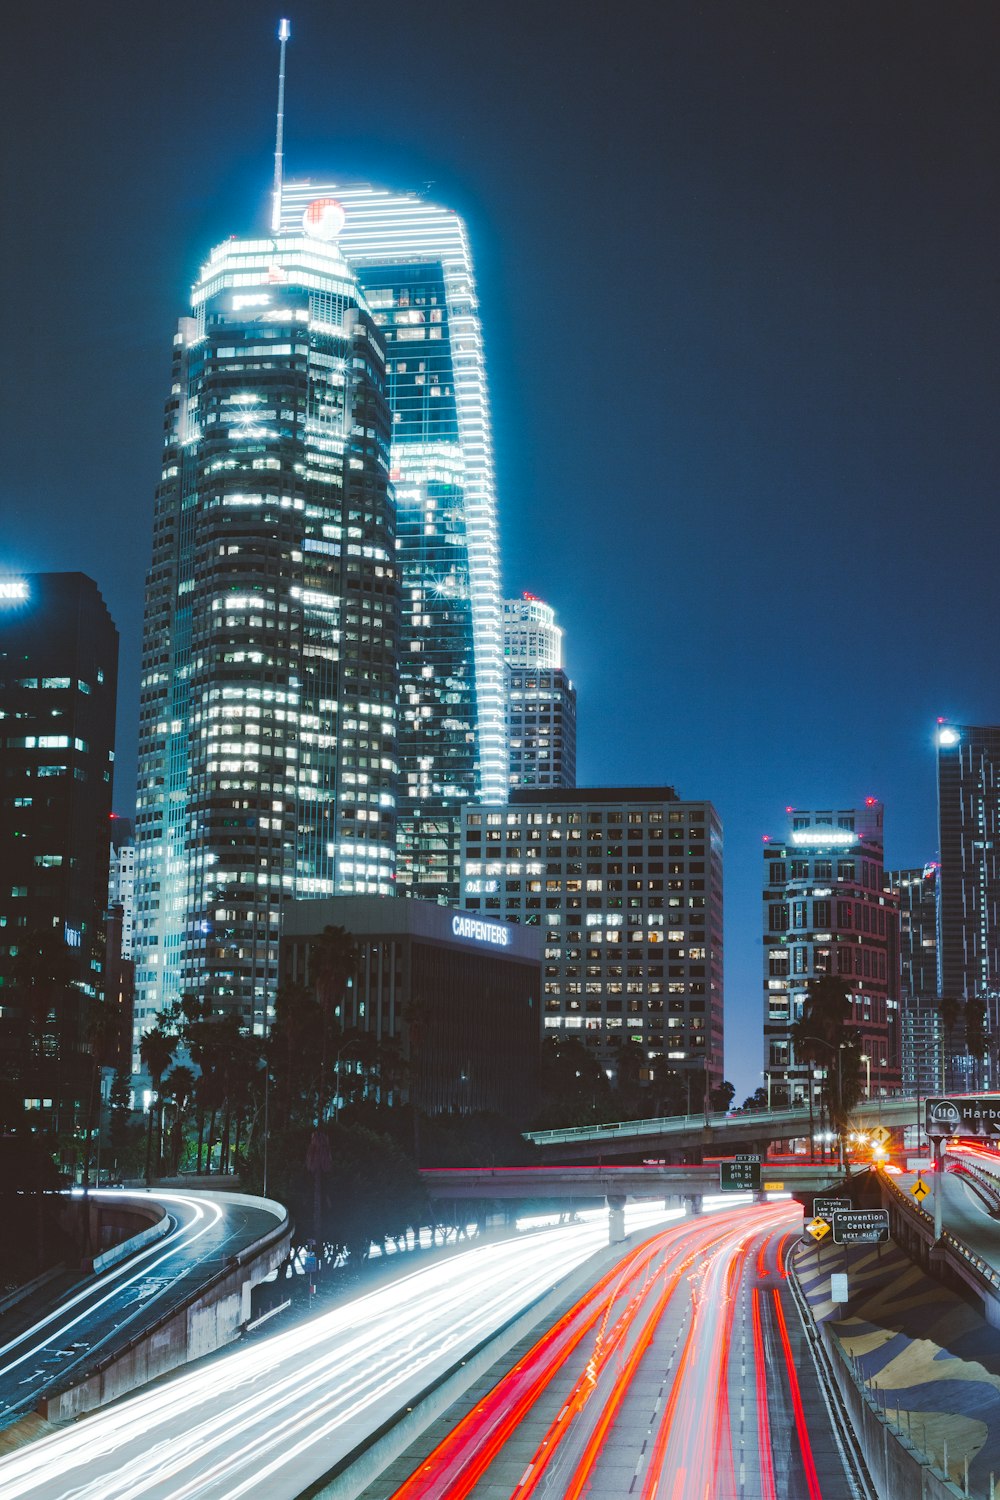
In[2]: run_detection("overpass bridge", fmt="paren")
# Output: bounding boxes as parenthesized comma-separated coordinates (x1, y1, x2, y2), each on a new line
(524, 1095, 920, 1162)
(421, 1161, 854, 1205)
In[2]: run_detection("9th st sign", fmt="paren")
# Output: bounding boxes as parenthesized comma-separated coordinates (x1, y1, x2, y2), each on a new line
(925, 1096, 1000, 1140)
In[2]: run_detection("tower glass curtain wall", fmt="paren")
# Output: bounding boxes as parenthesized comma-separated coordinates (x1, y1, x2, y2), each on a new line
(936, 723, 1000, 1062)
(762, 802, 901, 1107)
(280, 183, 506, 902)
(0, 572, 119, 1133)
(134, 226, 399, 1039)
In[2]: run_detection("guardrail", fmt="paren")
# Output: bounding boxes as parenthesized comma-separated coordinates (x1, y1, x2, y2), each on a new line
(526, 1093, 918, 1147)
(883, 1170, 1000, 1296)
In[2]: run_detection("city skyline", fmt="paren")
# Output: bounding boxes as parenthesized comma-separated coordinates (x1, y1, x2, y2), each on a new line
(3, 3, 999, 1098)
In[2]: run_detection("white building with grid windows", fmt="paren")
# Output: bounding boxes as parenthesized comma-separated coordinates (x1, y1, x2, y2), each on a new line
(459, 787, 723, 1087)
(504, 594, 576, 791)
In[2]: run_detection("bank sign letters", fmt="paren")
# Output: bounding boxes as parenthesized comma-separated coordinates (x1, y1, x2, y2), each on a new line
(925, 1095, 1000, 1140)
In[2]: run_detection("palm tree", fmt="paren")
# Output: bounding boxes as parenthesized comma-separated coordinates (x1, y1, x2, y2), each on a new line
(939, 996, 964, 1092)
(965, 997, 988, 1090)
(792, 974, 858, 1163)
(310, 926, 358, 1123)
(140, 1024, 176, 1184)
(163, 1065, 197, 1174)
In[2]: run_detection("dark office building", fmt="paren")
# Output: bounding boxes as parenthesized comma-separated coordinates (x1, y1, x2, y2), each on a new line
(0, 573, 119, 1132)
(281, 895, 541, 1122)
(936, 721, 1000, 1010)
(886, 864, 944, 1096)
(763, 801, 901, 1107)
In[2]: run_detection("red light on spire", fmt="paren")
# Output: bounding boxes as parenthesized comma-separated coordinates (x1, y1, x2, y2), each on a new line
(785, 806, 794, 814)
(762, 835, 771, 843)
(865, 796, 877, 806)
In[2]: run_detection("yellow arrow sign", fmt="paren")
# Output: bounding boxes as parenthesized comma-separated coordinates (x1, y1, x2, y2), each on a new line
(806, 1217, 831, 1242)
(911, 1178, 930, 1202)
(869, 1125, 892, 1147)
(763, 1181, 784, 1191)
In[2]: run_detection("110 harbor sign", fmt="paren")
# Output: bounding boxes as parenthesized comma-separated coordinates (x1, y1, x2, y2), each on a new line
(925, 1095, 1000, 1140)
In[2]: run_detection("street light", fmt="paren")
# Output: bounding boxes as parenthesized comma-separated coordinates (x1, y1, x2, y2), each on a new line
(860, 1053, 871, 1099)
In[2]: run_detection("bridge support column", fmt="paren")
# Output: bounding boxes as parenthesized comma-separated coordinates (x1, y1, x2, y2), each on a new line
(607, 1195, 626, 1245)
(688, 1193, 703, 1216)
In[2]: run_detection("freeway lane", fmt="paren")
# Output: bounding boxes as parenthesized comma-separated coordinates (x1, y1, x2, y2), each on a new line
(382, 1204, 870, 1499)
(0, 1189, 285, 1429)
(0, 1204, 683, 1500)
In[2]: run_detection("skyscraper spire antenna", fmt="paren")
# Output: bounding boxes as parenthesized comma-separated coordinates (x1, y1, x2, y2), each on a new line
(271, 19, 291, 235)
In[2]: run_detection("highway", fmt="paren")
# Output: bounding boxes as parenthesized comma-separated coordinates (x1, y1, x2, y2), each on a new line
(381, 1203, 868, 1500)
(0, 1189, 285, 1430)
(0, 1203, 718, 1500)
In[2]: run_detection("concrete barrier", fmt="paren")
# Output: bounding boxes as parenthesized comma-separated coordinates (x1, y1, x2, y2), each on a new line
(91, 1209, 170, 1274)
(44, 1200, 291, 1423)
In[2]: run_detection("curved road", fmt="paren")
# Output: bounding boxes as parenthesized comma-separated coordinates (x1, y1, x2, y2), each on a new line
(0, 1189, 286, 1429)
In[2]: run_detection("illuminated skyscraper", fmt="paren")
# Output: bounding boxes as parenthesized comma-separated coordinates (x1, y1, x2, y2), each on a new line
(762, 801, 900, 1107)
(460, 788, 724, 1090)
(0, 572, 119, 1132)
(134, 212, 399, 1037)
(935, 721, 1000, 1013)
(280, 183, 506, 900)
(886, 863, 944, 1095)
(504, 594, 577, 790)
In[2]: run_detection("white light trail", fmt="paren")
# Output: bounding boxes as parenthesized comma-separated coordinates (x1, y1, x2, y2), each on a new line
(0, 1206, 678, 1500)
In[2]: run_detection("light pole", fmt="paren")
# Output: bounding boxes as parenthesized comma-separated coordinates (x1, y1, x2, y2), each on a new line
(800, 1035, 846, 1172)
(860, 1053, 871, 1099)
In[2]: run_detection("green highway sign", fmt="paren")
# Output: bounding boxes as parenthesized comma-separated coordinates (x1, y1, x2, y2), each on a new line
(831, 1209, 890, 1245)
(719, 1155, 761, 1191)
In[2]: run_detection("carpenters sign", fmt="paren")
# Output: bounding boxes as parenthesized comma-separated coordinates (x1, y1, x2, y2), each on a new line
(925, 1096, 1000, 1140)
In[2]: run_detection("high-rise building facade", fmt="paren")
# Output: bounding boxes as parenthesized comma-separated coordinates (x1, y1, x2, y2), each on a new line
(109, 815, 136, 962)
(504, 594, 576, 790)
(936, 721, 1000, 1022)
(0, 573, 119, 1131)
(886, 863, 944, 1096)
(108, 816, 136, 1073)
(762, 801, 901, 1107)
(459, 787, 723, 1088)
(134, 216, 399, 1038)
(503, 594, 563, 670)
(280, 183, 506, 901)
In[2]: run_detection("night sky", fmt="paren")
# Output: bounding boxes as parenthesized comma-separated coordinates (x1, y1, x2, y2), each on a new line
(3, 2, 999, 1100)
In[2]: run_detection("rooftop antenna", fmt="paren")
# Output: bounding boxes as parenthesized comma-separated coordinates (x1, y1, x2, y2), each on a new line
(271, 19, 291, 235)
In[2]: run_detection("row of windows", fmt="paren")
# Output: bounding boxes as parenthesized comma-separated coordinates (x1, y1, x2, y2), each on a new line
(467, 808, 706, 828)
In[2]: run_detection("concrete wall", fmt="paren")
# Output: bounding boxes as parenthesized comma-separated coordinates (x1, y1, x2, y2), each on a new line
(821, 1330, 965, 1500)
(45, 1208, 290, 1423)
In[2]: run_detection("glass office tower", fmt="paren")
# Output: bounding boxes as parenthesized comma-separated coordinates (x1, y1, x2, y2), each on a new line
(936, 720, 1000, 1052)
(281, 183, 506, 900)
(0, 572, 119, 1132)
(134, 216, 399, 1038)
